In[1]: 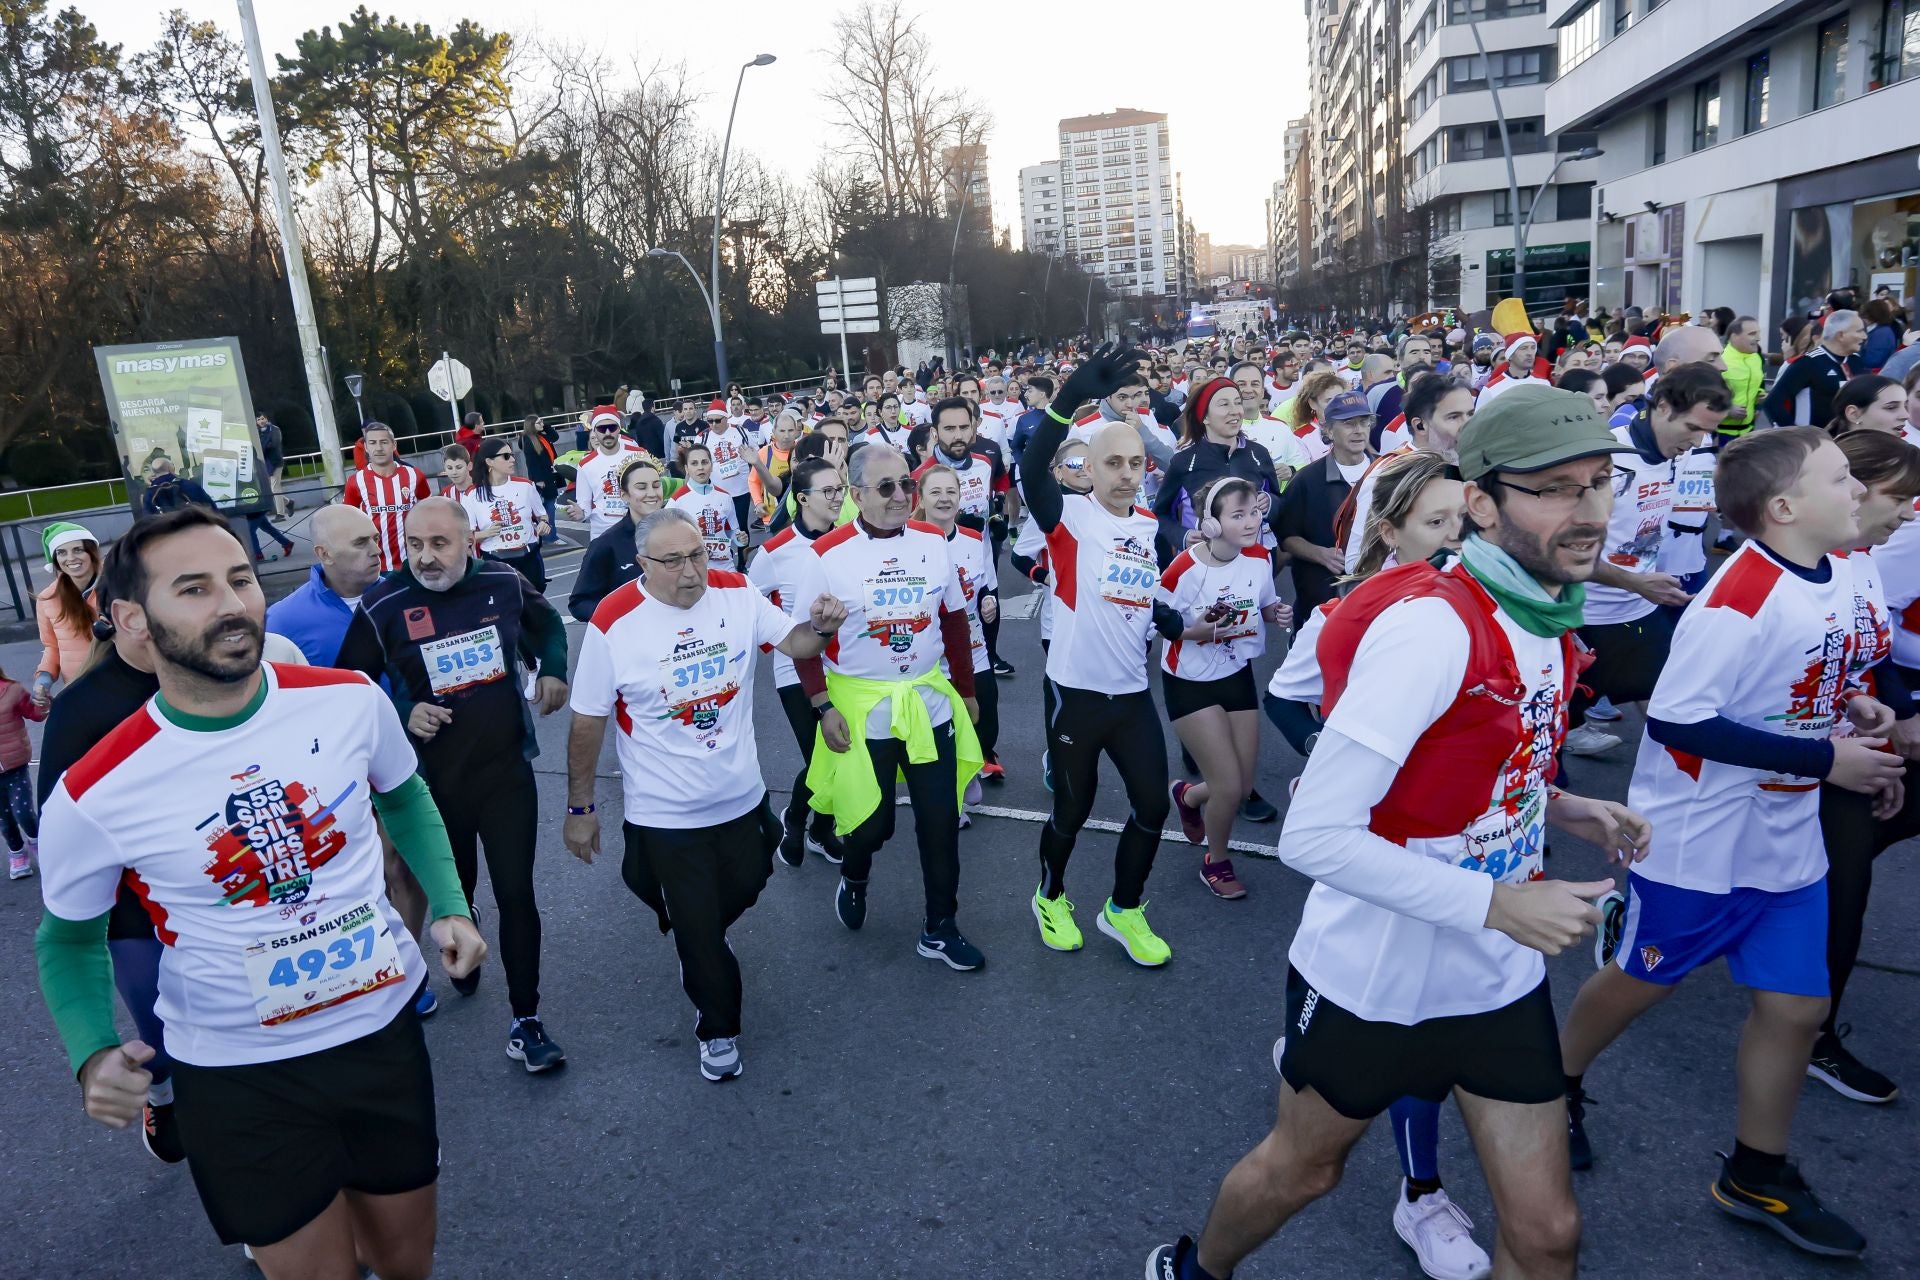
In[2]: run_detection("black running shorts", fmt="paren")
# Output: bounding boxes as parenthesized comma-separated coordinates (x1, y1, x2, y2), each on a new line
(1278, 965, 1564, 1119)
(1160, 665, 1258, 722)
(170, 993, 440, 1246)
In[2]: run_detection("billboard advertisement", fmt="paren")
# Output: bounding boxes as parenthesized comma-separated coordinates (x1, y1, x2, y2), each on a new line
(93, 337, 269, 514)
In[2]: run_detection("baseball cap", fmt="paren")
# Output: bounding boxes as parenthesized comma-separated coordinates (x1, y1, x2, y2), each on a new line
(1455, 384, 1630, 482)
(1323, 391, 1373, 421)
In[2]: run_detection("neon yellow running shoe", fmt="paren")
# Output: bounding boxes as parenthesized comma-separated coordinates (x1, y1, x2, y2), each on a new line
(1097, 899, 1170, 967)
(1031, 886, 1083, 951)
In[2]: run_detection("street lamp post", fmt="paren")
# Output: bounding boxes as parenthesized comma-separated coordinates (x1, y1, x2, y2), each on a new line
(1516, 146, 1605, 306)
(342, 373, 366, 426)
(647, 248, 720, 391)
(709, 52, 776, 393)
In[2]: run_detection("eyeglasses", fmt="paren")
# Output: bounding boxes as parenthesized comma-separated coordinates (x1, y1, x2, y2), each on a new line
(804, 485, 847, 502)
(1488, 471, 1614, 507)
(861, 476, 917, 499)
(641, 551, 706, 571)
(1058, 458, 1088, 471)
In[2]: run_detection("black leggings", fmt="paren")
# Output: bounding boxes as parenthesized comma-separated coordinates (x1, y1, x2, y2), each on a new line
(622, 801, 777, 1040)
(484, 547, 547, 592)
(429, 758, 542, 1019)
(1040, 684, 1168, 909)
(1817, 780, 1920, 1033)
(838, 723, 961, 927)
(0, 763, 37, 850)
(974, 666, 999, 762)
(777, 683, 832, 836)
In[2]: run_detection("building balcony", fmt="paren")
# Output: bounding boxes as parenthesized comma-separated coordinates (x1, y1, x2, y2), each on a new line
(1546, 0, 1803, 133)
(1404, 83, 1548, 154)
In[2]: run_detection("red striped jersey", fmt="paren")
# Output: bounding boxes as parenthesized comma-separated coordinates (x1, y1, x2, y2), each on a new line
(341, 465, 430, 572)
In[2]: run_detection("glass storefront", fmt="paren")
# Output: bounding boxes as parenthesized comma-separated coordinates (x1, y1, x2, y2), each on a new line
(1485, 241, 1593, 310)
(1788, 188, 1920, 312)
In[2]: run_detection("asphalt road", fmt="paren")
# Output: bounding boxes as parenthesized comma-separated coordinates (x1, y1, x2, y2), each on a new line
(5, 532, 1918, 1279)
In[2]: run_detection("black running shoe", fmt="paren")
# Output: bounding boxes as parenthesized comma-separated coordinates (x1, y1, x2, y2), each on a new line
(1567, 1087, 1595, 1171)
(1240, 789, 1278, 823)
(916, 918, 984, 971)
(1145, 1236, 1195, 1280)
(1711, 1153, 1867, 1257)
(807, 820, 844, 866)
(777, 805, 806, 869)
(506, 1017, 567, 1073)
(835, 877, 866, 931)
(142, 1101, 186, 1164)
(1807, 1026, 1899, 1104)
(991, 657, 1015, 677)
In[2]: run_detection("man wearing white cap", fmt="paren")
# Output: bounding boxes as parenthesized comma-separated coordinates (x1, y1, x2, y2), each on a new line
(1475, 335, 1543, 408)
(700, 399, 775, 541)
(569, 406, 641, 538)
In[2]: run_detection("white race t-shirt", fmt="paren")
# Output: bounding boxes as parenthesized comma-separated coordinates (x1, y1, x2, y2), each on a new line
(670, 486, 740, 568)
(1267, 601, 1334, 702)
(1242, 416, 1311, 476)
(1628, 543, 1860, 894)
(1584, 426, 1675, 626)
(1657, 444, 1716, 580)
(1876, 499, 1920, 668)
(1284, 589, 1563, 1023)
(945, 525, 998, 674)
(576, 445, 641, 537)
(1157, 546, 1278, 681)
(1013, 513, 1055, 642)
(1338, 448, 1415, 574)
(38, 665, 423, 1067)
(460, 478, 543, 555)
(702, 425, 754, 499)
(746, 522, 830, 689)
(805, 520, 968, 737)
(1043, 494, 1160, 694)
(570, 574, 794, 829)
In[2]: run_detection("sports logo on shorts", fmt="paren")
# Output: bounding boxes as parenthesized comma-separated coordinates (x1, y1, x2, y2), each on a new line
(1296, 988, 1320, 1034)
(1639, 944, 1662, 972)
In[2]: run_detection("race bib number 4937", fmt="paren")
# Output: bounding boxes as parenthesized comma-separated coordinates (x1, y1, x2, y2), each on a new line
(243, 898, 405, 1026)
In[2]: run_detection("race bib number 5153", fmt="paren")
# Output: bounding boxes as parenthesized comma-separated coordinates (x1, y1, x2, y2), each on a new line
(421, 625, 506, 695)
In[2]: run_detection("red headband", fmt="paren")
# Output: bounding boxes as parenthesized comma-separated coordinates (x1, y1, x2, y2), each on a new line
(1191, 377, 1238, 425)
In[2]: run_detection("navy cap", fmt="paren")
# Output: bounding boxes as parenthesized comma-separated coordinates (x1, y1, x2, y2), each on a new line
(1323, 391, 1373, 421)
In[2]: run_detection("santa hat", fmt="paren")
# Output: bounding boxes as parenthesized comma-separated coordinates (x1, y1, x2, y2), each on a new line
(589, 405, 622, 429)
(1503, 334, 1538, 362)
(705, 399, 728, 418)
(42, 520, 96, 565)
(1622, 335, 1652, 351)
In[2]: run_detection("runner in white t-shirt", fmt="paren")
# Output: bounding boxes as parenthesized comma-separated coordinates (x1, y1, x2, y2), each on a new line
(1150, 382, 1651, 1280)
(563, 506, 843, 1083)
(1020, 350, 1182, 968)
(701, 410, 776, 538)
(570, 410, 643, 537)
(669, 443, 743, 570)
(916, 463, 1003, 793)
(462, 437, 551, 590)
(35, 508, 483, 1272)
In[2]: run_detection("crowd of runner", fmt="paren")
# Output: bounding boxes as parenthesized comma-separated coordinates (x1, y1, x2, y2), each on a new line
(20, 293, 1920, 1278)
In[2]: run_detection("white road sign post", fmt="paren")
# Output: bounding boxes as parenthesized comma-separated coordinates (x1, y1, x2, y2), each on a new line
(816, 277, 880, 390)
(428, 352, 473, 437)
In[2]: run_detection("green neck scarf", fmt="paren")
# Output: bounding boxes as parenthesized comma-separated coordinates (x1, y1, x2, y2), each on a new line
(1459, 534, 1585, 638)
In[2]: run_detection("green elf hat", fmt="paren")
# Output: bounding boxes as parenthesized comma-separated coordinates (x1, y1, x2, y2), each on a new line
(42, 520, 96, 566)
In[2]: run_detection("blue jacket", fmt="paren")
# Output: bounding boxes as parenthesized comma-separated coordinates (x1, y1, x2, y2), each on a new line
(266, 564, 358, 666)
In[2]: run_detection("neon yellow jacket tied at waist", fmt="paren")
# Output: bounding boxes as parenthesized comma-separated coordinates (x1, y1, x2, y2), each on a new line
(1721, 347, 1765, 430)
(805, 667, 982, 836)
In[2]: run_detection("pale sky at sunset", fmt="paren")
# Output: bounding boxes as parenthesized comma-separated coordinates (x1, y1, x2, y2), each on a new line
(83, 1, 1308, 246)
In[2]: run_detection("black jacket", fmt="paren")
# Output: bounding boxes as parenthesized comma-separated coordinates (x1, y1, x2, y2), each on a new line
(1152, 436, 1283, 568)
(335, 558, 568, 781)
(569, 515, 641, 622)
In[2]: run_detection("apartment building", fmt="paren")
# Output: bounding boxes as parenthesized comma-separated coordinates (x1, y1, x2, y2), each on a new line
(1547, 0, 1920, 331)
(1020, 161, 1064, 256)
(1401, 0, 1604, 314)
(1056, 108, 1181, 299)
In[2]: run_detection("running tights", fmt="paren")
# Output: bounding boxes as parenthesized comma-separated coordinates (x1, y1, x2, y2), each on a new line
(430, 757, 542, 1019)
(777, 683, 835, 839)
(108, 936, 172, 1087)
(0, 763, 37, 850)
(838, 725, 961, 927)
(974, 667, 1000, 762)
(1039, 685, 1168, 910)
(1817, 780, 1920, 1033)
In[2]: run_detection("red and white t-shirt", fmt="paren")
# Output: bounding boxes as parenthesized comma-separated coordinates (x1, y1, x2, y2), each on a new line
(945, 525, 998, 674)
(670, 486, 740, 568)
(1043, 494, 1160, 694)
(341, 465, 430, 573)
(915, 452, 1006, 521)
(1013, 513, 1055, 642)
(37, 665, 424, 1066)
(1837, 546, 1891, 731)
(978, 399, 1020, 451)
(1876, 497, 1920, 667)
(701, 424, 754, 499)
(1157, 546, 1278, 682)
(1585, 425, 1677, 626)
(747, 523, 830, 689)
(459, 478, 542, 555)
(570, 574, 794, 829)
(804, 520, 968, 736)
(1628, 543, 1860, 894)
(576, 444, 641, 538)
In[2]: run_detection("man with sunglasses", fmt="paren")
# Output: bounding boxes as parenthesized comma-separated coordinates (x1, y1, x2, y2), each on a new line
(569, 407, 642, 538)
(748, 457, 850, 867)
(791, 446, 986, 972)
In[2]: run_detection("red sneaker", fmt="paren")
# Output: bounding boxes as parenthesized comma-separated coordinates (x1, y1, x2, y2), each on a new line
(1200, 857, 1247, 900)
(979, 760, 1006, 783)
(1170, 780, 1206, 846)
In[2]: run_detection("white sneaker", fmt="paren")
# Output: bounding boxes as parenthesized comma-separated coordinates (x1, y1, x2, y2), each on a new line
(1562, 724, 1622, 757)
(1584, 696, 1623, 722)
(1392, 1182, 1491, 1280)
(7, 848, 30, 879)
(699, 1036, 742, 1082)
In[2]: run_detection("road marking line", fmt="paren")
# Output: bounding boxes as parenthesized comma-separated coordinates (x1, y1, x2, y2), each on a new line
(922, 797, 1279, 858)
